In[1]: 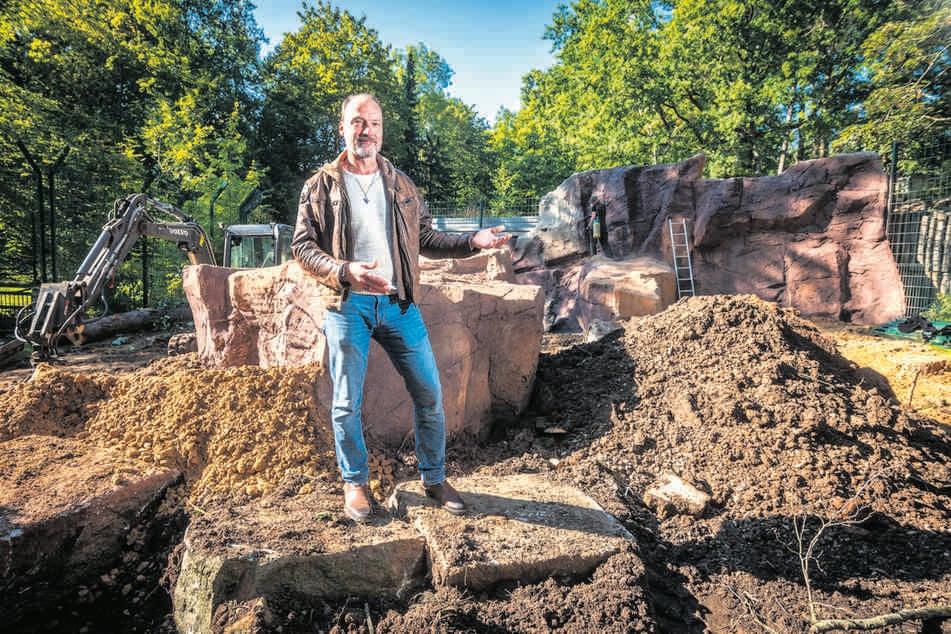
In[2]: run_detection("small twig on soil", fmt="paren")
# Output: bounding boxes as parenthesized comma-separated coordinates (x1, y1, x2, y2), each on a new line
(907, 368, 921, 406)
(809, 605, 951, 632)
(723, 583, 780, 633)
(365, 601, 375, 634)
(185, 498, 207, 515)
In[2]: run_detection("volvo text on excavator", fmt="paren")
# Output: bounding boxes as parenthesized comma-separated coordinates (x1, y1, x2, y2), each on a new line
(14, 193, 292, 360)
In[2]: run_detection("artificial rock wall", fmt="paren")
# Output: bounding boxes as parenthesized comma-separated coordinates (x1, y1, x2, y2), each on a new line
(515, 152, 904, 329)
(183, 251, 544, 447)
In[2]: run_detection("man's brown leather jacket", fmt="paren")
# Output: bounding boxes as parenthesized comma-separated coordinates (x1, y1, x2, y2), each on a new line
(292, 151, 475, 309)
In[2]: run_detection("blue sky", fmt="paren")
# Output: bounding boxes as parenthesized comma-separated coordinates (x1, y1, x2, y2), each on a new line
(253, 1, 562, 122)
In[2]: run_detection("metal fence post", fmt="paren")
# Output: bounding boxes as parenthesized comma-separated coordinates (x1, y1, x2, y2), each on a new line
(887, 142, 898, 224)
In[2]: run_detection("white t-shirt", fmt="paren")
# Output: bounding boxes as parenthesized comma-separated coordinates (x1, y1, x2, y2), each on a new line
(343, 170, 395, 292)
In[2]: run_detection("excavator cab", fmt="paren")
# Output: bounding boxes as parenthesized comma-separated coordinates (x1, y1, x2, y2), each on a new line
(222, 223, 293, 268)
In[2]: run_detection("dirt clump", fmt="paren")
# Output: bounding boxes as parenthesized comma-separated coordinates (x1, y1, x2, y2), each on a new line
(1, 293, 949, 633)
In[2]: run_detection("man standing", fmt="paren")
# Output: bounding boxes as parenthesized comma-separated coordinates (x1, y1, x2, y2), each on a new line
(292, 93, 509, 522)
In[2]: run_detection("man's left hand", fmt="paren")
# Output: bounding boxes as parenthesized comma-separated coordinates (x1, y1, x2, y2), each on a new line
(471, 225, 511, 250)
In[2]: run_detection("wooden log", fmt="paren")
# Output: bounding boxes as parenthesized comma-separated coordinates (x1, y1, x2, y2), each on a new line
(0, 339, 25, 368)
(66, 305, 193, 346)
(810, 605, 951, 632)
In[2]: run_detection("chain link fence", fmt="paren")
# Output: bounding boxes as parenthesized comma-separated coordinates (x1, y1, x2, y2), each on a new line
(886, 139, 951, 317)
(427, 198, 540, 220)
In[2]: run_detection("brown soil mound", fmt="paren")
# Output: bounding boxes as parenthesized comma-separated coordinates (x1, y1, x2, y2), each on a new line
(426, 295, 950, 633)
(0, 356, 339, 502)
(1, 294, 949, 633)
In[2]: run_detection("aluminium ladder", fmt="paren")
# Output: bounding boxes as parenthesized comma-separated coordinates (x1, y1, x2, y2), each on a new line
(668, 218, 696, 298)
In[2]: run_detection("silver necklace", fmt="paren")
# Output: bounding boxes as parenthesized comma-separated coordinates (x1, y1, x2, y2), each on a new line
(354, 173, 378, 204)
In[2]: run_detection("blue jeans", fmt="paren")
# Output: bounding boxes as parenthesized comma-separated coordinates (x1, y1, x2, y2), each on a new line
(322, 293, 447, 486)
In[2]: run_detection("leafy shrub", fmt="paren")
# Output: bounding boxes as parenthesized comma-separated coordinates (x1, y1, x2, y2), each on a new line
(923, 293, 951, 322)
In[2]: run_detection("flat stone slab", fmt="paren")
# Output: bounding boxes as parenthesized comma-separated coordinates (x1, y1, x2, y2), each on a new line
(390, 473, 633, 590)
(174, 491, 427, 634)
(174, 474, 635, 630)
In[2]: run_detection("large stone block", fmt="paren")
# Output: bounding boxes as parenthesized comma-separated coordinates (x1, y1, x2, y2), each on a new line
(517, 152, 904, 327)
(183, 251, 545, 446)
(390, 474, 633, 591)
(173, 494, 428, 634)
(576, 255, 678, 330)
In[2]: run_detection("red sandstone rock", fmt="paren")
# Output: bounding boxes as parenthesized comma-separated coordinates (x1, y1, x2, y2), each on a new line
(183, 252, 545, 446)
(515, 152, 904, 327)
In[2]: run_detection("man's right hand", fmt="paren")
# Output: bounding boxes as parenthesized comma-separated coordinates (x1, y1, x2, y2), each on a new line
(344, 259, 393, 294)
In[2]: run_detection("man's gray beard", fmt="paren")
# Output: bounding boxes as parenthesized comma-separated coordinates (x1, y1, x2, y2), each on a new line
(352, 143, 377, 159)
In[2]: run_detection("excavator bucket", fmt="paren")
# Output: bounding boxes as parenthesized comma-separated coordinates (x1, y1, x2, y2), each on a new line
(20, 282, 76, 355)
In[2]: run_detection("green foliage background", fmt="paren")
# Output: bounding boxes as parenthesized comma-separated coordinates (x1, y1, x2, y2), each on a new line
(0, 0, 946, 308)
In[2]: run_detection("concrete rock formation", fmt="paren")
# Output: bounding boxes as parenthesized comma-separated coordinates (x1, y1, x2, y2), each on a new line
(173, 474, 633, 633)
(182, 250, 545, 447)
(514, 152, 904, 328)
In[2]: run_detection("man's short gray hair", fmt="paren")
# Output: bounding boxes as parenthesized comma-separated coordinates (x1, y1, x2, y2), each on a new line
(340, 93, 382, 123)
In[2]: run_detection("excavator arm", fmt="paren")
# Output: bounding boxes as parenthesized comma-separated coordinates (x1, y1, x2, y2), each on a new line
(15, 193, 215, 359)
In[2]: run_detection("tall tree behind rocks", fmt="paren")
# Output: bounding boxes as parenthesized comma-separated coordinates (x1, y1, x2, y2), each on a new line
(254, 1, 398, 223)
(402, 44, 494, 203)
(833, 0, 951, 167)
(393, 46, 421, 184)
(492, 0, 943, 189)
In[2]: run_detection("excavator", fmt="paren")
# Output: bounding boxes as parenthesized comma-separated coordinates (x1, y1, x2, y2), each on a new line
(14, 192, 292, 360)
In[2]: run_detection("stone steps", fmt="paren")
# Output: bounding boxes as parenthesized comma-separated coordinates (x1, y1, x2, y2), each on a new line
(173, 473, 633, 632)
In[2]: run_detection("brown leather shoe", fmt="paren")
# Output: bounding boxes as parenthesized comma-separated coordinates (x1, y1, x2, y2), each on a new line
(424, 480, 467, 515)
(344, 483, 372, 522)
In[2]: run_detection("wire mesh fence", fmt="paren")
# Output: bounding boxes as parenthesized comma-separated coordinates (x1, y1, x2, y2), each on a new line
(426, 198, 541, 219)
(886, 139, 951, 317)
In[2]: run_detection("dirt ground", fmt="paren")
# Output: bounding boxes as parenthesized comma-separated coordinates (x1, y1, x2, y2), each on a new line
(0, 294, 949, 633)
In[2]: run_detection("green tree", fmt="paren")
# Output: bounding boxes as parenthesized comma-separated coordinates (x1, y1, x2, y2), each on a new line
(395, 43, 495, 203)
(416, 91, 492, 202)
(0, 0, 262, 302)
(395, 47, 421, 182)
(255, 1, 396, 221)
(488, 71, 576, 202)
(834, 0, 951, 167)
(494, 0, 931, 181)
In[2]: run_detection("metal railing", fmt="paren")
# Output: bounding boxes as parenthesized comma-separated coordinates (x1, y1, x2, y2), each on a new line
(0, 284, 35, 330)
(433, 215, 538, 234)
(427, 198, 540, 236)
(0, 284, 34, 315)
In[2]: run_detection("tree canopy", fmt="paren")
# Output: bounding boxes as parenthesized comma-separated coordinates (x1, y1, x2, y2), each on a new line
(492, 0, 948, 196)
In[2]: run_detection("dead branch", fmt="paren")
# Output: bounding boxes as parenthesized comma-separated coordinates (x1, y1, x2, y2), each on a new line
(809, 605, 951, 632)
(794, 470, 888, 624)
(794, 469, 951, 634)
(907, 368, 921, 405)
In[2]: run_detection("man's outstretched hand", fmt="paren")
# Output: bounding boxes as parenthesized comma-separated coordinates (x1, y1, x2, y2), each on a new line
(471, 225, 511, 250)
(344, 259, 394, 294)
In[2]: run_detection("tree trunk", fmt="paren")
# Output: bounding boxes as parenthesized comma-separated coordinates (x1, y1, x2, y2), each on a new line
(65, 305, 193, 347)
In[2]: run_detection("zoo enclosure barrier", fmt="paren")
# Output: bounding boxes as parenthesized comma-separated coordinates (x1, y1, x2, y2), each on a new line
(885, 139, 951, 317)
(428, 197, 540, 236)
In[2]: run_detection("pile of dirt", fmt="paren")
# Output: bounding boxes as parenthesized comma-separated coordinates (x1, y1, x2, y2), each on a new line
(0, 356, 339, 502)
(429, 295, 950, 633)
(1, 294, 949, 632)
